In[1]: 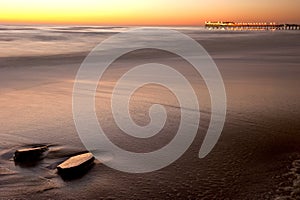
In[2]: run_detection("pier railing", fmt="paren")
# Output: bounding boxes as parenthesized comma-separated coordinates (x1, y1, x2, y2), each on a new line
(205, 22, 300, 30)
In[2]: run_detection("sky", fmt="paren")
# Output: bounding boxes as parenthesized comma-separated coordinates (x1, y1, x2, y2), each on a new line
(0, 0, 299, 25)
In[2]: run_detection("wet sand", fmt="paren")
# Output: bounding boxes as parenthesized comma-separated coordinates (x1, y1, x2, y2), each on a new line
(0, 26, 300, 199)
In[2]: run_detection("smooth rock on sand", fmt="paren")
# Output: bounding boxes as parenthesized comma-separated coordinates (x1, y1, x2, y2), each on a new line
(14, 146, 49, 162)
(57, 152, 95, 178)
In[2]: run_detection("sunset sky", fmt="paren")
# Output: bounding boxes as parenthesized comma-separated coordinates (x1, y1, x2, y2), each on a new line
(1, 0, 299, 25)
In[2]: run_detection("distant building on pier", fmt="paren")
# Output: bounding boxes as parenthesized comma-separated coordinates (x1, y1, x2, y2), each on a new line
(204, 21, 300, 30)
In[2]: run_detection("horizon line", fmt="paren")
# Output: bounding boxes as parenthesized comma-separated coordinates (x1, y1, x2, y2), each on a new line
(1, 21, 299, 27)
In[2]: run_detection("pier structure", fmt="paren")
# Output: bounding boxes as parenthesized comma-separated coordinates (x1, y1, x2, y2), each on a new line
(205, 21, 300, 31)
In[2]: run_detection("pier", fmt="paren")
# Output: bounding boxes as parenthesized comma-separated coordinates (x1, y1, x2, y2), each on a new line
(205, 21, 300, 31)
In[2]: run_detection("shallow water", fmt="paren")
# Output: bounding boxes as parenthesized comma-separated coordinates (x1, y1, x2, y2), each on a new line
(0, 26, 300, 199)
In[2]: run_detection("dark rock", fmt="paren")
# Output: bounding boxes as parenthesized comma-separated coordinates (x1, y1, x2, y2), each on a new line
(14, 146, 49, 163)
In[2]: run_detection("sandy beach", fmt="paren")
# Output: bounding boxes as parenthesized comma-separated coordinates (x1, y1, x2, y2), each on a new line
(0, 26, 300, 199)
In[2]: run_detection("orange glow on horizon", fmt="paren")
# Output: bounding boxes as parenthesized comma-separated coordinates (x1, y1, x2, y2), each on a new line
(0, 0, 299, 25)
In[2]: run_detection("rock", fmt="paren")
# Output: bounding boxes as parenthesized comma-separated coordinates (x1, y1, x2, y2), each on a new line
(14, 146, 48, 162)
(57, 152, 95, 179)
